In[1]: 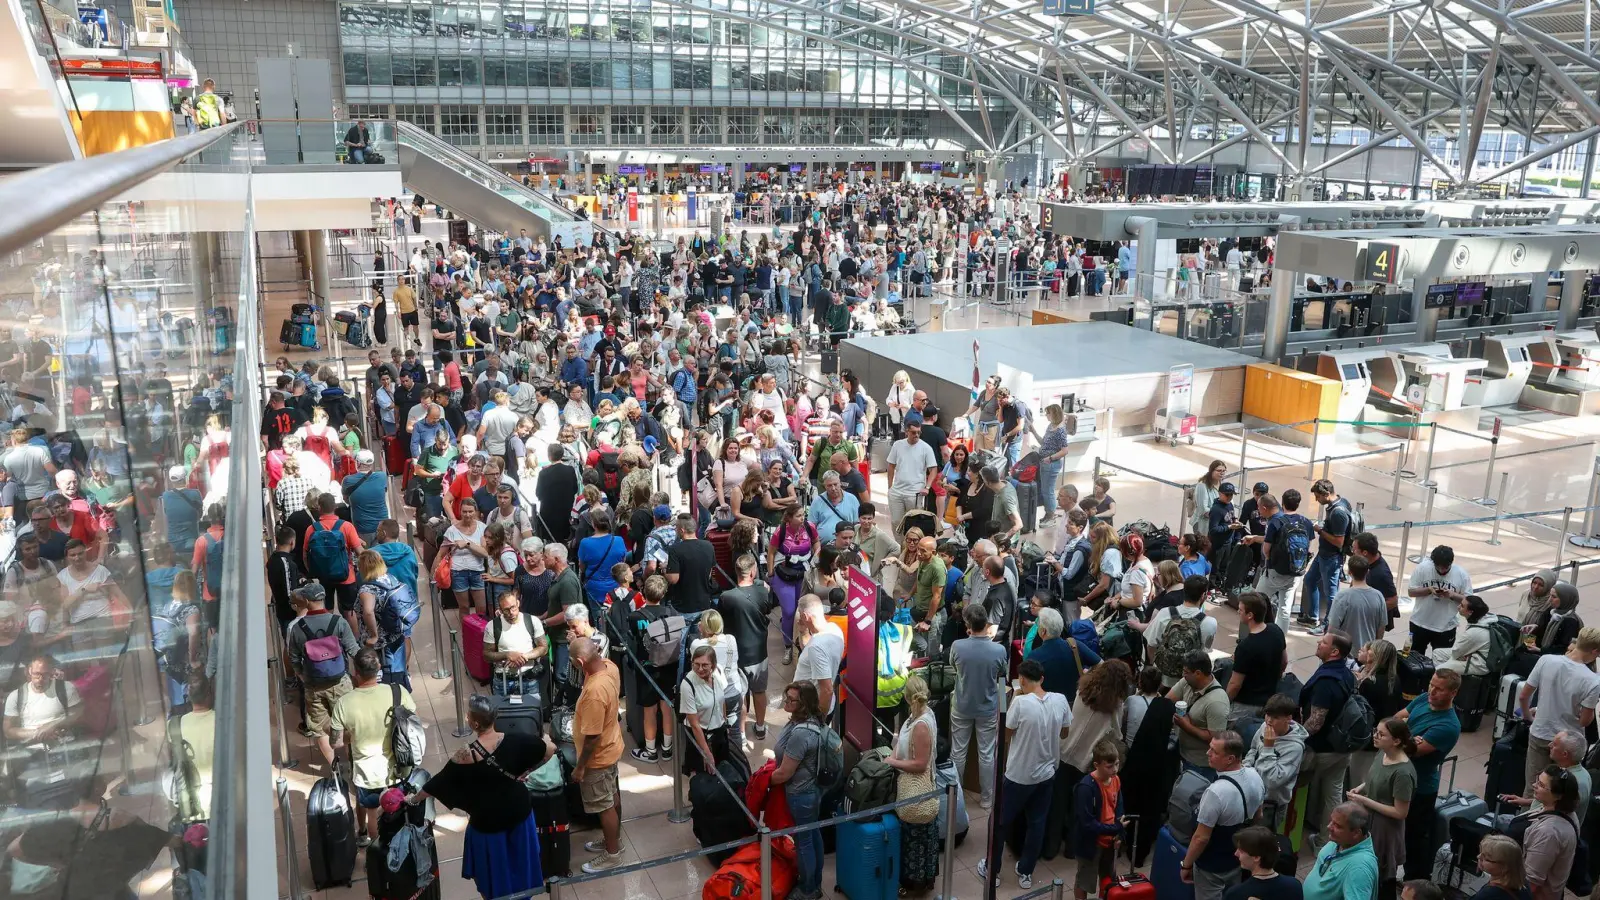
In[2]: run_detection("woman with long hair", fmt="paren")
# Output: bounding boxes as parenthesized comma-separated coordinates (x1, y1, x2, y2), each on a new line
(772, 681, 829, 899)
(956, 457, 995, 546)
(1036, 404, 1073, 526)
(712, 436, 750, 512)
(482, 522, 519, 607)
(886, 673, 939, 893)
(728, 518, 761, 564)
(938, 444, 970, 526)
(767, 505, 818, 665)
(1357, 638, 1404, 721)
(1189, 459, 1227, 535)
(1115, 533, 1152, 611)
(1061, 660, 1134, 777)
(1081, 522, 1123, 610)
(736, 468, 769, 526)
(407, 695, 555, 899)
(1347, 717, 1417, 900)
(1473, 835, 1529, 900)
(1178, 533, 1212, 580)
(689, 609, 746, 740)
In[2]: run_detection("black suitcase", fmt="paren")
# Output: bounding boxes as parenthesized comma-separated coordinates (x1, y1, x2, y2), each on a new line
(1017, 480, 1039, 535)
(1455, 673, 1492, 733)
(307, 775, 358, 889)
(527, 781, 571, 879)
(1484, 720, 1529, 801)
(16, 744, 96, 809)
(689, 759, 755, 865)
(820, 349, 840, 376)
(366, 796, 440, 900)
(279, 320, 300, 348)
(292, 302, 315, 318)
(558, 740, 601, 829)
(1399, 651, 1435, 700)
(492, 694, 544, 741)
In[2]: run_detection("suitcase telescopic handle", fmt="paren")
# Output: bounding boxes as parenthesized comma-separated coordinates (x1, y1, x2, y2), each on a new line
(1120, 813, 1139, 879)
(1442, 754, 1459, 793)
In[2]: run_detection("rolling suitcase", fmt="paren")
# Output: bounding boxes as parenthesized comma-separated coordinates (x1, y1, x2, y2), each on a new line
(299, 322, 319, 349)
(835, 813, 900, 900)
(1102, 816, 1156, 900)
(72, 664, 114, 738)
(366, 794, 440, 900)
(1431, 757, 1489, 863)
(460, 613, 493, 684)
(558, 739, 601, 829)
(527, 778, 571, 879)
(1483, 720, 1529, 801)
(17, 743, 98, 809)
(1017, 480, 1039, 534)
(491, 693, 544, 741)
(1492, 673, 1523, 739)
(1151, 825, 1194, 900)
(306, 774, 358, 889)
(1398, 651, 1435, 700)
(280, 320, 301, 348)
(690, 759, 755, 865)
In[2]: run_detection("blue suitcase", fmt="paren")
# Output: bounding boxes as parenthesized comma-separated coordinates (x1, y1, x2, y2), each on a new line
(1151, 825, 1194, 900)
(835, 814, 900, 900)
(300, 322, 319, 349)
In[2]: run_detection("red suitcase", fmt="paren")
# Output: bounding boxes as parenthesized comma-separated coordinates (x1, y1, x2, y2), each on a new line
(1102, 815, 1155, 900)
(460, 613, 492, 684)
(384, 433, 409, 479)
(705, 527, 734, 590)
(73, 664, 114, 738)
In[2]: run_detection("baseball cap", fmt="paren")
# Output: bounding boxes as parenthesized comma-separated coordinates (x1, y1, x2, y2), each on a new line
(653, 504, 673, 520)
(292, 583, 327, 604)
(356, 449, 376, 467)
(168, 465, 188, 483)
(1253, 482, 1269, 494)
(1219, 482, 1238, 495)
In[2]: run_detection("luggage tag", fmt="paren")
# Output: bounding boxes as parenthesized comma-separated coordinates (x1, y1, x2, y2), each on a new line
(508, 694, 524, 705)
(44, 770, 66, 785)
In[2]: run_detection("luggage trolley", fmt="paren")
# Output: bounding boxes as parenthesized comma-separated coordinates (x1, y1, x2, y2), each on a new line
(1154, 363, 1198, 446)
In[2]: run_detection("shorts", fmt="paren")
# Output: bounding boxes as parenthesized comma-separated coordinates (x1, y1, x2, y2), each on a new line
(322, 579, 359, 615)
(1075, 844, 1115, 894)
(451, 570, 485, 593)
(356, 784, 384, 809)
(401, 311, 420, 329)
(741, 660, 769, 694)
(303, 675, 352, 736)
(638, 664, 675, 707)
(579, 764, 620, 814)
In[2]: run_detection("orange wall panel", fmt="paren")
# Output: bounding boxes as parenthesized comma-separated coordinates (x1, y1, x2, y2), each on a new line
(69, 111, 176, 156)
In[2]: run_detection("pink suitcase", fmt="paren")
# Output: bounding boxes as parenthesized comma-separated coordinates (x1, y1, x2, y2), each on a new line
(461, 613, 492, 684)
(73, 664, 114, 738)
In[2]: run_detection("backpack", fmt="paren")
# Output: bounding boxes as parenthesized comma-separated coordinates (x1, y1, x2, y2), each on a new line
(1332, 499, 1363, 554)
(598, 450, 622, 493)
(642, 613, 687, 668)
(1472, 615, 1519, 676)
(299, 618, 348, 681)
(371, 576, 421, 649)
(492, 613, 548, 677)
(387, 682, 427, 771)
(1324, 681, 1376, 753)
(1068, 618, 1101, 656)
(1270, 515, 1313, 576)
(844, 747, 898, 813)
(203, 533, 225, 597)
(807, 721, 845, 789)
(1154, 609, 1207, 679)
(306, 519, 351, 581)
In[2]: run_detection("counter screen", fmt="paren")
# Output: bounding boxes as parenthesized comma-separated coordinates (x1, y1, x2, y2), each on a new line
(1456, 281, 1487, 306)
(1341, 364, 1361, 380)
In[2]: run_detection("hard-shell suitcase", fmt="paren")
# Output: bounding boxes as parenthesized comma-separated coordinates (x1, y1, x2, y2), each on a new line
(73, 664, 114, 738)
(17, 743, 97, 809)
(491, 693, 544, 741)
(932, 758, 968, 847)
(461, 613, 493, 684)
(1102, 816, 1156, 900)
(365, 796, 441, 900)
(1151, 825, 1194, 900)
(306, 774, 358, 889)
(1431, 757, 1489, 863)
(300, 322, 319, 349)
(280, 320, 301, 348)
(1492, 673, 1523, 739)
(1017, 480, 1039, 535)
(1483, 720, 1529, 801)
(1399, 651, 1435, 700)
(835, 813, 900, 900)
(292, 303, 316, 318)
(527, 780, 571, 879)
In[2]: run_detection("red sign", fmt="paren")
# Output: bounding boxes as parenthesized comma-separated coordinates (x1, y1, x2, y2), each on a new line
(63, 58, 164, 79)
(527, 156, 561, 165)
(843, 568, 878, 751)
(627, 187, 638, 223)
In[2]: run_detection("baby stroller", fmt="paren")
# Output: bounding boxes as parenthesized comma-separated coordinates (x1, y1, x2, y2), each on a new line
(899, 508, 940, 540)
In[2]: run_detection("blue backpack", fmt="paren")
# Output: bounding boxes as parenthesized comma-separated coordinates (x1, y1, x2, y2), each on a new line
(1270, 515, 1313, 577)
(370, 575, 420, 650)
(1069, 618, 1101, 656)
(306, 520, 350, 581)
(203, 533, 225, 597)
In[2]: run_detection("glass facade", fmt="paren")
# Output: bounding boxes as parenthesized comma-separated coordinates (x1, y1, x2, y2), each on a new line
(336, 0, 986, 149)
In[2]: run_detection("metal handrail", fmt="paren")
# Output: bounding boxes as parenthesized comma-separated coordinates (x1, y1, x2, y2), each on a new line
(0, 122, 243, 257)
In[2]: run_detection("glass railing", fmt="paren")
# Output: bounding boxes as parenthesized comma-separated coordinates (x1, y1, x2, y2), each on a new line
(257, 118, 401, 167)
(0, 122, 266, 897)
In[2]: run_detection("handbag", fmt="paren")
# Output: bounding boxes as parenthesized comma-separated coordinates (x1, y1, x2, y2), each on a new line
(896, 760, 939, 824)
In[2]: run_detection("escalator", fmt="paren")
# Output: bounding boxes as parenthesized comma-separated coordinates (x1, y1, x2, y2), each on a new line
(394, 122, 613, 245)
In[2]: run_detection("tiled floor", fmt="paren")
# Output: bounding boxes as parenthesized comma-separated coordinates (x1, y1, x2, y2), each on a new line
(268, 206, 1600, 899)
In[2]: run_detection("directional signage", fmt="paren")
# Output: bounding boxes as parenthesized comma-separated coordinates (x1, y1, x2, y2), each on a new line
(1043, 0, 1095, 13)
(1363, 242, 1402, 284)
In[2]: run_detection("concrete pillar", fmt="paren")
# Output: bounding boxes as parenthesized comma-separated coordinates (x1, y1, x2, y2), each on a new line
(877, 159, 886, 184)
(1560, 268, 1587, 330)
(190, 232, 215, 314)
(304, 229, 331, 307)
(1263, 268, 1299, 363)
(1127, 216, 1158, 303)
(1415, 279, 1439, 342)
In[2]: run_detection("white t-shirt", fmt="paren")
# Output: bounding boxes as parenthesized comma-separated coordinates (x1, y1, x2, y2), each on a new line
(886, 439, 938, 494)
(1119, 557, 1152, 604)
(679, 668, 729, 730)
(445, 521, 488, 572)
(1527, 653, 1600, 742)
(58, 565, 113, 624)
(796, 622, 846, 708)
(1407, 563, 1473, 632)
(1197, 767, 1266, 827)
(1005, 690, 1072, 785)
(4, 679, 81, 732)
(488, 612, 546, 676)
(690, 635, 746, 697)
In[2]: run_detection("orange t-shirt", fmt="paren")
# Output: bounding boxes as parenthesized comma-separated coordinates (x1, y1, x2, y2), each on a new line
(1096, 775, 1122, 847)
(574, 659, 623, 768)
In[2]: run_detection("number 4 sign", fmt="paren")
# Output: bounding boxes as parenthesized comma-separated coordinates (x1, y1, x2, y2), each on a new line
(1364, 242, 1402, 284)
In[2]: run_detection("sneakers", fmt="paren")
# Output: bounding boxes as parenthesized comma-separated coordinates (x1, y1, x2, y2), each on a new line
(581, 851, 624, 874)
(974, 860, 1002, 888)
(782, 647, 795, 666)
(1307, 624, 1328, 636)
(630, 747, 659, 763)
(356, 833, 372, 849)
(583, 840, 618, 854)
(1018, 871, 1034, 890)
(753, 724, 768, 740)
(660, 745, 674, 761)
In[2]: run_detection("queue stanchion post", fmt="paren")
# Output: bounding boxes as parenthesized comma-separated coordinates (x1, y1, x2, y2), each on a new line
(1306, 419, 1320, 479)
(669, 721, 691, 824)
(759, 826, 774, 900)
(1487, 473, 1509, 546)
(269, 653, 298, 770)
(1396, 522, 1413, 588)
(1320, 455, 1331, 482)
(448, 629, 471, 738)
(1474, 419, 1501, 505)
(1569, 559, 1580, 585)
(1419, 423, 1439, 488)
(1556, 506, 1574, 569)
(1388, 443, 1405, 511)
(1238, 429, 1249, 476)
(1052, 879, 1067, 900)
(937, 780, 959, 900)
(278, 777, 306, 900)
(416, 523, 450, 680)
(1571, 455, 1600, 550)
(1409, 487, 1436, 564)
